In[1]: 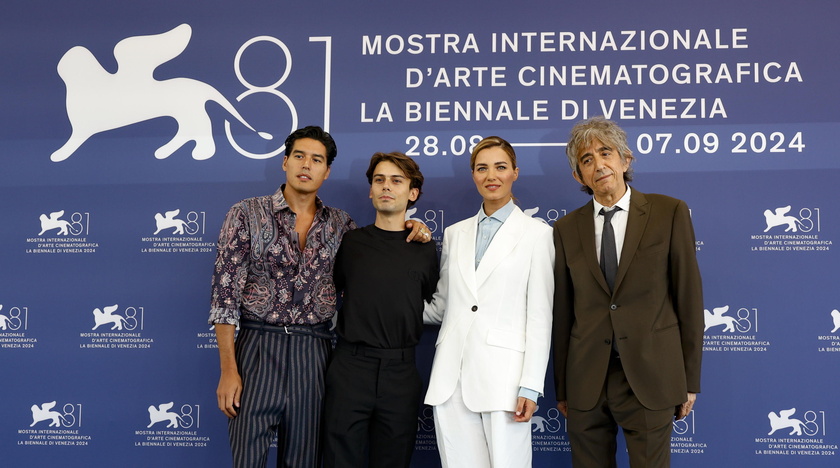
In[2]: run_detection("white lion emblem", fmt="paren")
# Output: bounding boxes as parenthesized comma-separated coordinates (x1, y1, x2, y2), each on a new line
(763, 206, 803, 233)
(147, 402, 184, 428)
(529, 406, 564, 433)
(92, 304, 129, 330)
(30, 402, 67, 428)
(0, 304, 12, 331)
(154, 209, 189, 235)
(523, 207, 549, 224)
(51, 23, 271, 162)
(38, 211, 72, 236)
(704, 305, 741, 333)
(767, 408, 806, 436)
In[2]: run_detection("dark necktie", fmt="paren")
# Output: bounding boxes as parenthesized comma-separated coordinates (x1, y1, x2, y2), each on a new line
(600, 207, 621, 292)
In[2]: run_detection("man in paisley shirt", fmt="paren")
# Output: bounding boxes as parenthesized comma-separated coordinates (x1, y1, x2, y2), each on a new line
(209, 126, 432, 468)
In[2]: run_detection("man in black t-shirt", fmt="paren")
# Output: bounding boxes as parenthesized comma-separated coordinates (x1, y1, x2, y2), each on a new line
(324, 152, 439, 468)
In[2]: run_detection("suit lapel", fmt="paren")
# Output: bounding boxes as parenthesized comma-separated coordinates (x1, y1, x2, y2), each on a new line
(456, 214, 480, 302)
(614, 189, 650, 293)
(576, 201, 610, 295)
(475, 207, 525, 287)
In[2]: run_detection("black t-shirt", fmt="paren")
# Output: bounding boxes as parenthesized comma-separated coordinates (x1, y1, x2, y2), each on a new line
(333, 224, 439, 349)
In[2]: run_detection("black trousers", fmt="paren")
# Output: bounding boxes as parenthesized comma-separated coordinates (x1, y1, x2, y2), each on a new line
(323, 341, 422, 468)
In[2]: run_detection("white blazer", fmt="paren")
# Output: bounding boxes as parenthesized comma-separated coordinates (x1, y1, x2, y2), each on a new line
(424, 205, 555, 412)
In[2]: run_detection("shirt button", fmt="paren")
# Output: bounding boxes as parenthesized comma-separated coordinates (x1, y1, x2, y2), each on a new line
(610, 304, 618, 310)
(471, 305, 478, 312)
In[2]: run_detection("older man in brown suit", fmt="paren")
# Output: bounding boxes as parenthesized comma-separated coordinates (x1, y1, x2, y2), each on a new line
(552, 117, 704, 468)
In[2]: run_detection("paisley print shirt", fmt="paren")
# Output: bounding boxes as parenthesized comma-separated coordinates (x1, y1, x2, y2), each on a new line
(209, 186, 356, 326)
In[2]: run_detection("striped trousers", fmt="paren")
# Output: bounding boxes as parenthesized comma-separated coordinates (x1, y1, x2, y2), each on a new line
(229, 326, 331, 468)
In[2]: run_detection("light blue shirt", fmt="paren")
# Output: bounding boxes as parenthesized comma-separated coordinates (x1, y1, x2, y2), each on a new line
(474, 199, 540, 403)
(475, 199, 516, 269)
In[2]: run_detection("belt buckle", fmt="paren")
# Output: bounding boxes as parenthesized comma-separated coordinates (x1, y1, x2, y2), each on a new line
(284, 325, 290, 335)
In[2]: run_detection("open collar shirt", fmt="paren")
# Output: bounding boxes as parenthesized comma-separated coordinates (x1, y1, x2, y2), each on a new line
(474, 198, 516, 269)
(209, 185, 356, 326)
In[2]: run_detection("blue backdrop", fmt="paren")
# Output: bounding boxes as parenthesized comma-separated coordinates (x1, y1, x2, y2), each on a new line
(2, 0, 838, 466)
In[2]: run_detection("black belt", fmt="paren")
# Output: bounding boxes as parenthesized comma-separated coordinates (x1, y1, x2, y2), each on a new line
(336, 340, 415, 361)
(240, 319, 333, 340)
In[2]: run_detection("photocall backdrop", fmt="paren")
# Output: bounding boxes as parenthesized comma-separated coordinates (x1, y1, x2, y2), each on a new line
(2, 1, 838, 466)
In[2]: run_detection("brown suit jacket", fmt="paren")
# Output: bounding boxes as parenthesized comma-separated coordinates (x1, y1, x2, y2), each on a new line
(552, 189, 703, 411)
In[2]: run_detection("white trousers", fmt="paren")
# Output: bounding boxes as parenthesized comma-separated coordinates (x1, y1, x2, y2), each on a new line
(432, 381, 532, 468)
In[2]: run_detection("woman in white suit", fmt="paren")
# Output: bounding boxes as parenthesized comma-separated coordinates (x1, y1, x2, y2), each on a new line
(424, 136, 555, 468)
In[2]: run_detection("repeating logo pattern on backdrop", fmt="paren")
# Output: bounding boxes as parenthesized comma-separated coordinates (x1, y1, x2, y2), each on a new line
(16, 400, 90, 446)
(135, 401, 210, 448)
(755, 407, 836, 457)
(0, 304, 37, 349)
(530, 405, 570, 453)
(524, 206, 567, 226)
(671, 410, 709, 456)
(25, 210, 98, 255)
(703, 304, 771, 353)
(816, 309, 840, 353)
(414, 405, 437, 452)
(141, 208, 214, 254)
(750, 205, 831, 252)
(79, 304, 154, 349)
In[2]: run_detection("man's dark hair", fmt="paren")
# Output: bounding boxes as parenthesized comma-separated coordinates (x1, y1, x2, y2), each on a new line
(365, 152, 424, 208)
(284, 126, 338, 166)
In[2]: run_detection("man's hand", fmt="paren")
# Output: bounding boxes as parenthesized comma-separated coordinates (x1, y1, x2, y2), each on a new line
(404, 219, 432, 243)
(214, 324, 241, 418)
(514, 397, 537, 422)
(676, 393, 696, 420)
(217, 369, 243, 418)
(557, 400, 568, 418)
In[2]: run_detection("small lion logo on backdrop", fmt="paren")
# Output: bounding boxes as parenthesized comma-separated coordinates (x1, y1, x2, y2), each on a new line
(30, 402, 69, 427)
(529, 405, 564, 434)
(0, 305, 11, 331)
(52, 23, 271, 162)
(92, 304, 129, 330)
(147, 402, 185, 428)
(767, 408, 806, 436)
(38, 210, 72, 236)
(763, 206, 805, 233)
(154, 209, 189, 235)
(703, 305, 752, 333)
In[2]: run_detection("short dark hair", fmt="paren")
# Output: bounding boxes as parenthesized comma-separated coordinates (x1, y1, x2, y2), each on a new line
(284, 126, 337, 166)
(365, 152, 424, 208)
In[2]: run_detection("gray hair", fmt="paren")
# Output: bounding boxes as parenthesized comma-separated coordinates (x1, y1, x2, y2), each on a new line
(565, 116, 634, 194)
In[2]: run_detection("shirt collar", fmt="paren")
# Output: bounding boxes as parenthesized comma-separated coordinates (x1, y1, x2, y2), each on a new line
(271, 184, 326, 216)
(593, 186, 632, 217)
(478, 198, 516, 224)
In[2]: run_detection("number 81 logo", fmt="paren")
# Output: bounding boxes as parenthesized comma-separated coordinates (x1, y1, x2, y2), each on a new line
(225, 36, 332, 159)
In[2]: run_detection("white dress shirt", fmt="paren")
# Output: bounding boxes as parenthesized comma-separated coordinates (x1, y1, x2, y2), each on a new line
(593, 186, 632, 265)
